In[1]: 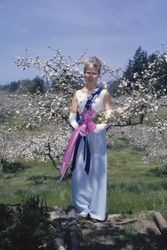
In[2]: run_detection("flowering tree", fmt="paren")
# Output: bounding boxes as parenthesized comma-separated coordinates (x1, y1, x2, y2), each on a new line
(15, 49, 122, 125)
(14, 48, 167, 163)
(112, 51, 167, 163)
(15, 48, 121, 90)
(15, 49, 167, 125)
(15, 48, 167, 126)
(113, 51, 167, 124)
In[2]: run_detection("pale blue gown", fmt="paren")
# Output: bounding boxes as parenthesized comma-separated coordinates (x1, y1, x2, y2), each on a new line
(71, 89, 108, 221)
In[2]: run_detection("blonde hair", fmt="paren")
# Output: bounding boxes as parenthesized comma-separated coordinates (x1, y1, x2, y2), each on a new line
(84, 56, 102, 75)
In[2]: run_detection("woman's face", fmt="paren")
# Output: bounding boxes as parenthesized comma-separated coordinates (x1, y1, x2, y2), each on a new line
(84, 65, 99, 86)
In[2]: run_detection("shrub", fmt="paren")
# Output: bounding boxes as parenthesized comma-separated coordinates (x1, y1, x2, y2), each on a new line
(0, 196, 55, 250)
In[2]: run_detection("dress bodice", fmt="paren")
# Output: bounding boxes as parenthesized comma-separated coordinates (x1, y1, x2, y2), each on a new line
(75, 89, 107, 114)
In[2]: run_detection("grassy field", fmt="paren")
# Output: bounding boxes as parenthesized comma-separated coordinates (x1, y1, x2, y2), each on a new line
(0, 159, 71, 208)
(0, 135, 167, 218)
(108, 136, 167, 216)
(156, 106, 167, 120)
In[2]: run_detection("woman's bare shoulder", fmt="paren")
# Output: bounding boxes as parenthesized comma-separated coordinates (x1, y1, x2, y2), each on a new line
(75, 88, 86, 95)
(72, 88, 84, 99)
(101, 88, 110, 96)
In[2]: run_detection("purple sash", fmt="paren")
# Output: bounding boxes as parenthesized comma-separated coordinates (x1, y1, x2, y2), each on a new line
(60, 108, 96, 180)
(60, 87, 103, 180)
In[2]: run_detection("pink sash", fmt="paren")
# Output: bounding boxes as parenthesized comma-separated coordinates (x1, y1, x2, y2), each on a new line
(60, 108, 96, 180)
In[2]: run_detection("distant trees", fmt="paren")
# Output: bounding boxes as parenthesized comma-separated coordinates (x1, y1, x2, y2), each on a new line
(108, 80, 120, 96)
(123, 46, 148, 83)
(123, 46, 167, 96)
(18, 77, 45, 94)
(9, 81, 21, 92)
(0, 77, 46, 94)
(0, 81, 20, 92)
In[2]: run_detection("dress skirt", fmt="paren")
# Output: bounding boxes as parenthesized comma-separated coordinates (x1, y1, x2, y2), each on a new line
(72, 129, 107, 221)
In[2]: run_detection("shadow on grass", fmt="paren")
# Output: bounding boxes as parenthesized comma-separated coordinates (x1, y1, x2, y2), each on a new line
(28, 172, 72, 185)
(28, 175, 59, 185)
(79, 222, 166, 250)
(107, 136, 129, 150)
(1, 160, 31, 174)
(0, 196, 54, 250)
(0, 204, 13, 232)
(149, 165, 167, 177)
(1, 202, 166, 250)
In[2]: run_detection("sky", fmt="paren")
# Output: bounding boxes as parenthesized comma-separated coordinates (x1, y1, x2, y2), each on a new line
(1, 0, 167, 85)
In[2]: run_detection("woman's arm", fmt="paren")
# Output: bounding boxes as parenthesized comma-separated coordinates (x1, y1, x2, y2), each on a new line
(69, 93, 79, 129)
(103, 90, 112, 111)
(70, 93, 78, 113)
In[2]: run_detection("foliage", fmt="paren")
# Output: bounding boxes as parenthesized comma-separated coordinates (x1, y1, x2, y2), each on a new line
(8, 81, 21, 92)
(13, 47, 167, 164)
(124, 46, 148, 84)
(114, 51, 167, 127)
(0, 196, 55, 250)
(109, 47, 167, 129)
(1, 160, 29, 174)
(149, 165, 167, 177)
(15, 48, 121, 92)
(15, 49, 85, 93)
(0, 111, 11, 124)
(0, 109, 26, 132)
(0, 81, 20, 92)
(17, 77, 45, 94)
(0, 77, 46, 94)
(107, 79, 121, 96)
(0, 110, 21, 127)
(122, 47, 167, 96)
(14, 47, 167, 127)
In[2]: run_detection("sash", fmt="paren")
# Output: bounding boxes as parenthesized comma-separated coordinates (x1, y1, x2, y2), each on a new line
(60, 86, 103, 180)
(77, 86, 103, 125)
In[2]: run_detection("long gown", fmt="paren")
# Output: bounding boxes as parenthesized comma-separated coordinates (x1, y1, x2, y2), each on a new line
(71, 88, 108, 221)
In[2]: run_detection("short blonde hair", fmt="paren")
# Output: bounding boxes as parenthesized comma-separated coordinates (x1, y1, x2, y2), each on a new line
(84, 56, 102, 75)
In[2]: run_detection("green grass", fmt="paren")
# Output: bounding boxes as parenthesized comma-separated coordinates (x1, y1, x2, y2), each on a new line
(0, 110, 25, 129)
(0, 160, 72, 208)
(107, 136, 167, 216)
(156, 106, 167, 120)
(0, 136, 167, 217)
(143, 106, 167, 126)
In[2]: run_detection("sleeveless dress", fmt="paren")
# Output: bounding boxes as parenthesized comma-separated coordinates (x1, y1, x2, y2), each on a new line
(71, 88, 108, 221)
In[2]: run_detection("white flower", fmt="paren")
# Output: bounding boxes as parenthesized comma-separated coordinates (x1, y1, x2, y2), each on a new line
(154, 105, 159, 111)
(121, 80, 128, 87)
(133, 72, 138, 79)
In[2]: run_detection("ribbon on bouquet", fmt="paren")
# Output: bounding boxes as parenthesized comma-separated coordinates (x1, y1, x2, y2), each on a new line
(60, 108, 96, 181)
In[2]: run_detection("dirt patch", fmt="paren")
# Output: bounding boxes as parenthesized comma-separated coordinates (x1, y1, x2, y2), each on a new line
(49, 208, 167, 250)
(77, 216, 163, 249)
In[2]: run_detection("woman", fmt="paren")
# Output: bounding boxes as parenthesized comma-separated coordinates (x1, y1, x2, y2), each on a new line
(69, 56, 112, 222)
